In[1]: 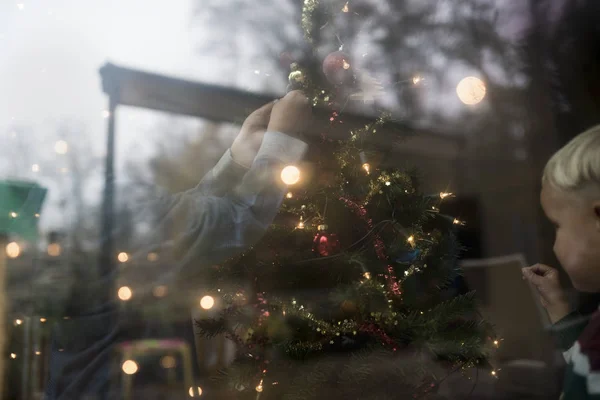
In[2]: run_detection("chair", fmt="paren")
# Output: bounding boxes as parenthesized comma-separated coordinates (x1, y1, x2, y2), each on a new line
(117, 339, 196, 400)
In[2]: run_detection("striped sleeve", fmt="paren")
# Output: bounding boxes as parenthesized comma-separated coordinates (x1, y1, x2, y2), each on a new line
(552, 311, 591, 362)
(562, 311, 600, 399)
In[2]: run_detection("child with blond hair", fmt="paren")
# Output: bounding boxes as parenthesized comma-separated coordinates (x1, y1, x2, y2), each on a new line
(522, 125, 600, 399)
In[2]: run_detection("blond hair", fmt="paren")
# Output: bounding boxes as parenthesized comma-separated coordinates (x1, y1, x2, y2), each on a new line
(543, 125, 600, 194)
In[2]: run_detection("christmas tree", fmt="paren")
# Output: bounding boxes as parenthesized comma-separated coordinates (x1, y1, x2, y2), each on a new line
(196, 1, 496, 398)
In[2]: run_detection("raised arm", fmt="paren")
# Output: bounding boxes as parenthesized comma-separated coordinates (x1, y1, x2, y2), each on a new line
(132, 91, 312, 280)
(44, 91, 312, 400)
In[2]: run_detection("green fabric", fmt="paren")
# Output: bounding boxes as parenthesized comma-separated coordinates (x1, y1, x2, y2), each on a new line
(0, 180, 47, 241)
(562, 363, 600, 400)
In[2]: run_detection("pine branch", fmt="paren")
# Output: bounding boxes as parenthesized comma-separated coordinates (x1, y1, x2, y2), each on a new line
(429, 291, 479, 323)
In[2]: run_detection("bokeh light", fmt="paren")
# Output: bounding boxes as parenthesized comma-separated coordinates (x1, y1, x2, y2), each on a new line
(280, 165, 300, 185)
(118, 286, 133, 301)
(54, 140, 68, 154)
(200, 295, 215, 310)
(47, 243, 61, 257)
(160, 355, 176, 369)
(189, 386, 203, 397)
(117, 252, 129, 263)
(153, 285, 168, 298)
(456, 76, 486, 105)
(122, 360, 138, 375)
(6, 242, 21, 259)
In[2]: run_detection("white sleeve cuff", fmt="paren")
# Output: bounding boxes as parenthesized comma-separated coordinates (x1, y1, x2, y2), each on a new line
(255, 131, 308, 165)
(211, 148, 249, 177)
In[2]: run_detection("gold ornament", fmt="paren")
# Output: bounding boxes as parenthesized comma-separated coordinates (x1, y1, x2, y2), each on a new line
(288, 70, 305, 84)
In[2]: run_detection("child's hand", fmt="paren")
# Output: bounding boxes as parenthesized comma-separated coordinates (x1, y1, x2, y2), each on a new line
(231, 100, 276, 168)
(522, 263, 570, 323)
(267, 90, 312, 139)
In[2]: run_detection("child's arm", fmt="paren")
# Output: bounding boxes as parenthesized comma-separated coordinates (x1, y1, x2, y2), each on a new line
(522, 264, 581, 361)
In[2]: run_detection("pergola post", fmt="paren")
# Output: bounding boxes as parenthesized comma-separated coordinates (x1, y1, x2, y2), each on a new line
(99, 86, 119, 289)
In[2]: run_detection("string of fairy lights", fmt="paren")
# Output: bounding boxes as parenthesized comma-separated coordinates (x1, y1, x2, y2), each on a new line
(4, 1, 491, 396)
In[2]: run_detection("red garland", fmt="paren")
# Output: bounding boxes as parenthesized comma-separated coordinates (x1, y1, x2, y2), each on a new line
(339, 196, 402, 296)
(385, 265, 402, 296)
(359, 322, 398, 351)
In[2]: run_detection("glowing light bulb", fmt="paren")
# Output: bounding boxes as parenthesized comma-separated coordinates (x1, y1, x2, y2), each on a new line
(440, 192, 453, 199)
(281, 165, 300, 185)
(10, 353, 16, 359)
(493, 340, 499, 346)
(117, 252, 129, 263)
(363, 272, 371, 280)
(297, 216, 305, 229)
(6, 242, 21, 259)
(342, 2, 349, 12)
(412, 75, 423, 85)
(343, 60, 350, 70)
(189, 386, 203, 397)
(200, 295, 215, 310)
(491, 370, 496, 376)
(118, 286, 132, 301)
(15, 319, 22, 326)
(54, 140, 68, 154)
(10, 212, 18, 218)
(256, 379, 264, 393)
(122, 360, 138, 375)
(40, 318, 46, 323)
(407, 235, 415, 244)
(456, 77, 486, 105)
(362, 163, 371, 174)
(286, 192, 293, 199)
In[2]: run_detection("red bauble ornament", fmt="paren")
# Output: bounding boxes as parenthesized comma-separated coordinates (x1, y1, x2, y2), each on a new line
(313, 224, 341, 257)
(322, 51, 355, 86)
(279, 51, 295, 68)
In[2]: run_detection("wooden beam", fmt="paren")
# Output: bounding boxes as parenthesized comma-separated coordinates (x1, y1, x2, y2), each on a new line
(99, 63, 463, 160)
